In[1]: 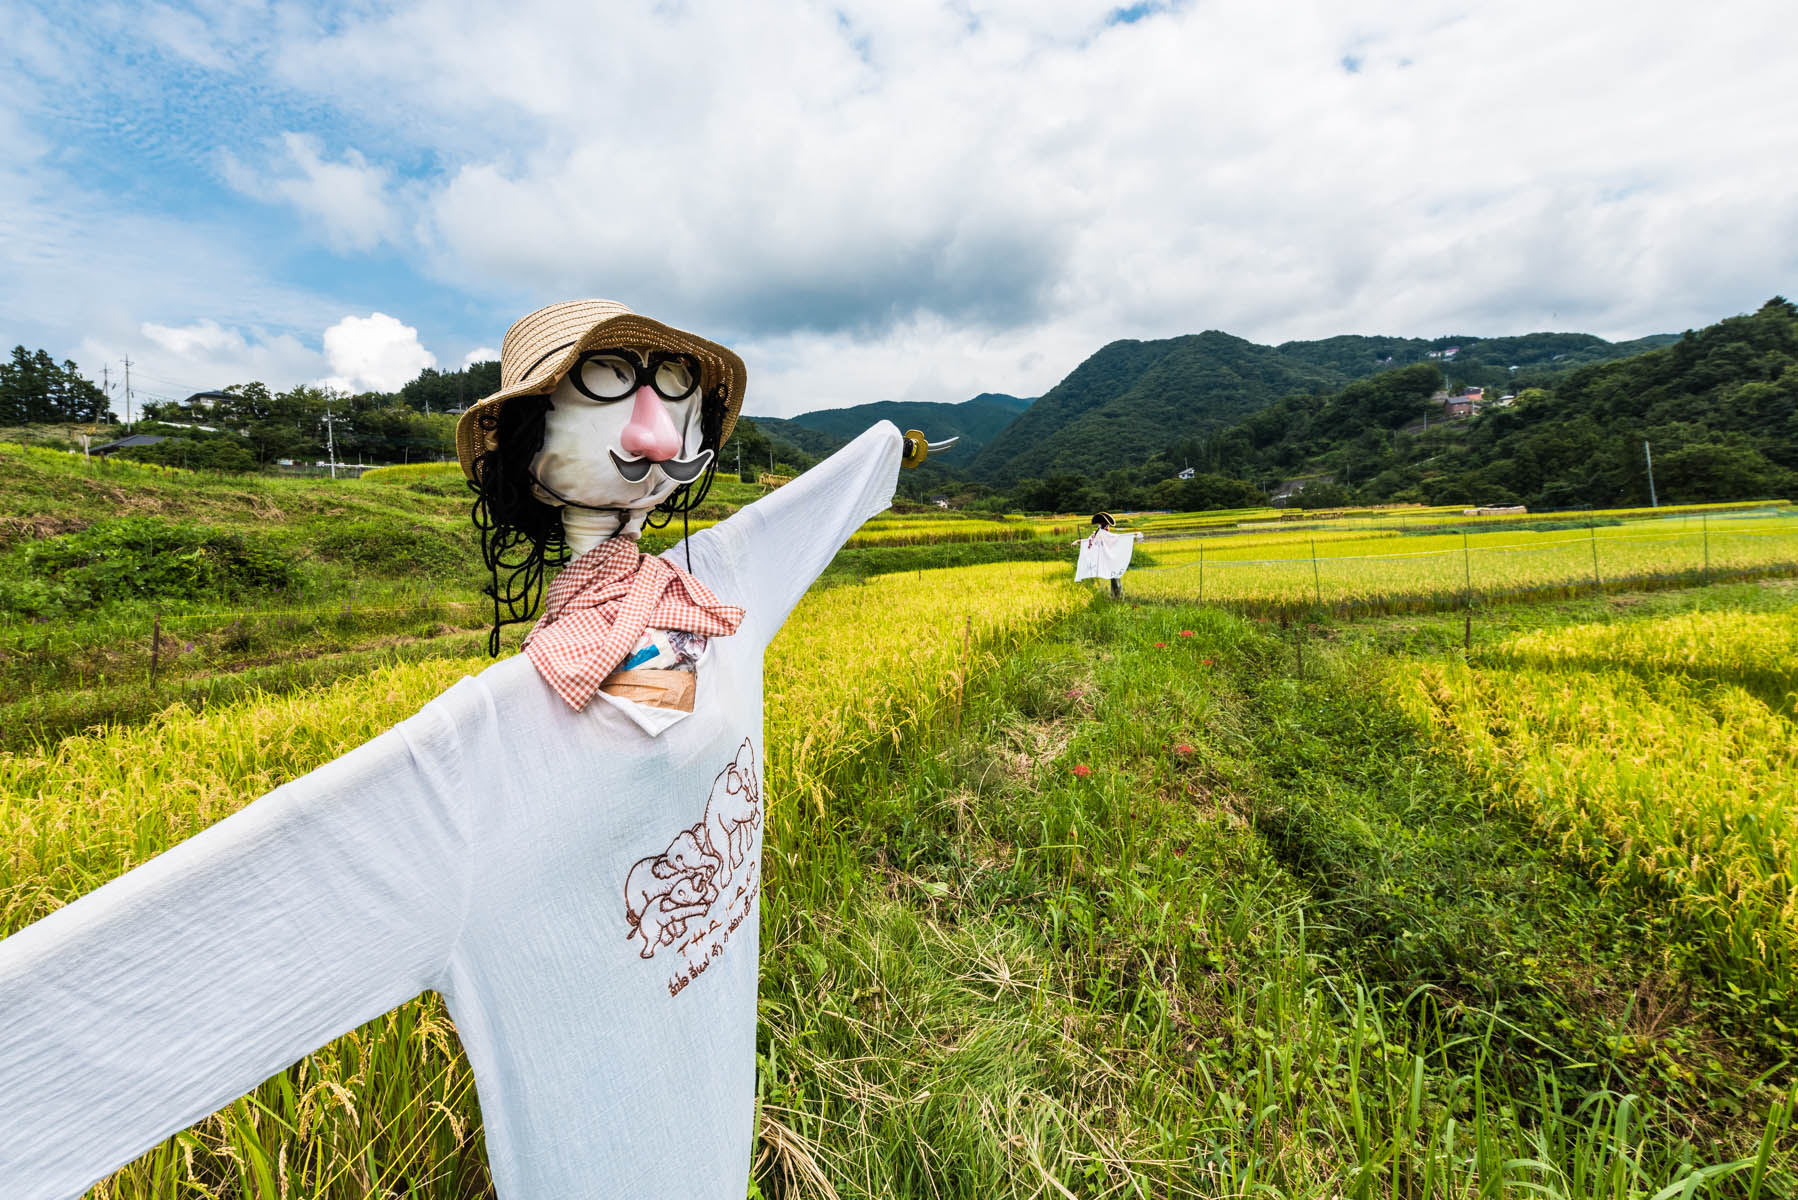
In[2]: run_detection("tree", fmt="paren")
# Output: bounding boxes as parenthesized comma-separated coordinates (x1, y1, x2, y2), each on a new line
(0, 348, 115, 424)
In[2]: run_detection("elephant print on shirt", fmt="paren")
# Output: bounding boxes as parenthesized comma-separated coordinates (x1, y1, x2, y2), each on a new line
(622, 738, 762, 962)
(703, 738, 760, 892)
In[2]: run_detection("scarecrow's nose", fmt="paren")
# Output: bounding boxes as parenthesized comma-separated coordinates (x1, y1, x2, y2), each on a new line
(619, 384, 683, 461)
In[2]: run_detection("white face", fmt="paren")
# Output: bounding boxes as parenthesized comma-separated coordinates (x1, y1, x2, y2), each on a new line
(529, 347, 711, 512)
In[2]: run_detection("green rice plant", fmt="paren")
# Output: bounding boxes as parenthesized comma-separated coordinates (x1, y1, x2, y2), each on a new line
(1393, 608, 1798, 1006)
(5, 548, 1794, 1196)
(1129, 513, 1798, 615)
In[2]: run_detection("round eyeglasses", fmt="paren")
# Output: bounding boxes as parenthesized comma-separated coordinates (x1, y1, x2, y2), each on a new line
(569, 348, 702, 403)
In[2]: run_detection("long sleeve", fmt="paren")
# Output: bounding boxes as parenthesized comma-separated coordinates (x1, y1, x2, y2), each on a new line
(681, 421, 903, 647)
(0, 695, 475, 1200)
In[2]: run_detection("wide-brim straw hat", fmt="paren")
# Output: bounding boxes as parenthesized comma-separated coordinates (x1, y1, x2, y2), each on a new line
(455, 299, 747, 482)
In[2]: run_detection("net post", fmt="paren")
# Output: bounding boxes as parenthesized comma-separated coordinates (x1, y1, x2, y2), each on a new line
(1589, 517, 1602, 595)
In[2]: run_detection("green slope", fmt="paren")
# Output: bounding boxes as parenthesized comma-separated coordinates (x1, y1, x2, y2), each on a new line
(970, 332, 1345, 484)
(1200, 298, 1798, 507)
(972, 327, 1680, 486)
(749, 392, 1033, 464)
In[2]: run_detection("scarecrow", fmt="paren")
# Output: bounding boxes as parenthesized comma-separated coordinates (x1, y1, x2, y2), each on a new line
(1074, 511, 1145, 598)
(0, 300, 953, 1199)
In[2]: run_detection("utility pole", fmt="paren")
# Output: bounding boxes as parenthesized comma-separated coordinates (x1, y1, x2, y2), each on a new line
(122, 356, 133, 425)
(323, 405, 339, 480)
(1643, 440, 1658, 508)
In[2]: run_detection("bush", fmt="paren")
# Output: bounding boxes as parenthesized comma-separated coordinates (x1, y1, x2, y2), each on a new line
(117, 435, 258, 473)
(4, 517, 294, 615)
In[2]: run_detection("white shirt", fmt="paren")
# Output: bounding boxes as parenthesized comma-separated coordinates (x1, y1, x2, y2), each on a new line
(0, 423, 905, 1200)
(1074, 528, 1143, 581)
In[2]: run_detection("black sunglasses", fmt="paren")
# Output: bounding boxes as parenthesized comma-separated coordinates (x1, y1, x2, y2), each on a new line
(568, 347, 703, 403)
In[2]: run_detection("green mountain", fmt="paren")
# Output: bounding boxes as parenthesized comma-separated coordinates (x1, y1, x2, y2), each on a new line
(750, 392, 1032, 464)
(1193, 298, 1798, 509)
(969, 332, 1348, 484)
(970, 328, 1681, 485)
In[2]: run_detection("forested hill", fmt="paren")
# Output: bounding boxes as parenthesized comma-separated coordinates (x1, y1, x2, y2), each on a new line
(969, 332, 1341, 485)
(749, 392, 1031, 463)
(1274, 331, 1681, 385)
(967, 327, 1674, 485)
(1199, 297, 1798, 508)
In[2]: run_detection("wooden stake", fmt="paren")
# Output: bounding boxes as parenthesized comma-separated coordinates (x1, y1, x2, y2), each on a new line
(1702, 513, 1710, 583)
(150, 609, 162, 685)
(1589, 518, 1602, 594)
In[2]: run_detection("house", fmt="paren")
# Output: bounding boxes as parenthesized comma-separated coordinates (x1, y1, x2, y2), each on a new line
(1176, 466, 1195, 480)
(1429, 387, 1480, 420)
(182, 391, 233, 410)
(92, 434, 166, 456)
(1271, 475, 1333, 505)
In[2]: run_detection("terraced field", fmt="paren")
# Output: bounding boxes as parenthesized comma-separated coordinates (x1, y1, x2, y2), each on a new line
(2, 446, 1794, 1197)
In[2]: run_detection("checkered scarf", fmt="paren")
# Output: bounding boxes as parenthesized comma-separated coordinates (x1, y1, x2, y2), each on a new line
(523, 537, 745, 712)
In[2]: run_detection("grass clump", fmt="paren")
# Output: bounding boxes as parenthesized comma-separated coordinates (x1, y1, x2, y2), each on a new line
(310, 517, 472, 575)
(0, 516, 294, 616)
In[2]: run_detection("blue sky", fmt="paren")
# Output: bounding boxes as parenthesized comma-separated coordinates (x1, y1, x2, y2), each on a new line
(4, 0, 1795, 417)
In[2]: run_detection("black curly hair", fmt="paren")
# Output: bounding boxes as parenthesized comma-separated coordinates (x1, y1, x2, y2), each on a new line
(467, 384, 726, 655)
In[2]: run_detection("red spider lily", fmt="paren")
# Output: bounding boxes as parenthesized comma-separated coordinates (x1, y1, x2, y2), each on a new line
(1201, 657, 1215, 667)
(1071, 763, 1093, 778)
(1153, 641, 1167, 648)
(1174, 743, 1194, 755)
(1179, 630, 1195, 637)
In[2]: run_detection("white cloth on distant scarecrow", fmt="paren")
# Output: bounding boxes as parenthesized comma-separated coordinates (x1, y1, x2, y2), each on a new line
(1075, 527, 1144, 581)
(0, 423, 905, 1200)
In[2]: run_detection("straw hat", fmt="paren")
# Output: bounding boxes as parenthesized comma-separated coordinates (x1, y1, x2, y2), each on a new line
(455, 299, 747, 482)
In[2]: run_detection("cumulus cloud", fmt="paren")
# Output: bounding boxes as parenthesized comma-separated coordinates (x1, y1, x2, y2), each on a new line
(94, 320, 326, 410)
(258, 0, 1798, 413)
(463, 346, 500, 366)
(8, 1, 1798, 416)
(319, 312, 437, 392)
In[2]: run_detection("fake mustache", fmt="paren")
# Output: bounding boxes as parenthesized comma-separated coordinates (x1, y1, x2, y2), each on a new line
(609, 447, 714, 485)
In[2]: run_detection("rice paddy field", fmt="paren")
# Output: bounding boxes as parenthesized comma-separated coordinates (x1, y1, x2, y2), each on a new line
(1124, 506, 1798, 614)
(2, 444, 1796, 1197)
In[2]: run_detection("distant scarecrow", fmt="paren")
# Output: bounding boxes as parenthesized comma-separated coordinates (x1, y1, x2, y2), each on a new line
(1075, 510, 1144, 598)
(0, 299, 954, 1200)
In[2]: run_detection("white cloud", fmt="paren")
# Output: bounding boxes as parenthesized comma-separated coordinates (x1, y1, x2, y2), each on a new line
(320, 312, 437, 392)
(463, 346, 499, 367)
(8, 0, 1798, 419)
(130, 319, 322, 394)
(257, 0, 1798, 413)
(222, 132, 401, 253)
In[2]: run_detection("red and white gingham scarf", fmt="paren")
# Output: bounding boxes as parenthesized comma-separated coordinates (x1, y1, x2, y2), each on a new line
(523, 537, 745, 712)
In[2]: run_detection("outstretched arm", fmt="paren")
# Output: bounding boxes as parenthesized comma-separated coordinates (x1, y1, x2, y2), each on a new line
(678, 421, 904, 647)
(0, 694, 475, 1200)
